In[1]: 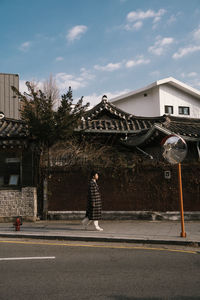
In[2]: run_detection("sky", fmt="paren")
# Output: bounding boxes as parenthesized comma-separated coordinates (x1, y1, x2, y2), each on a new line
(1, 0, 200, 106)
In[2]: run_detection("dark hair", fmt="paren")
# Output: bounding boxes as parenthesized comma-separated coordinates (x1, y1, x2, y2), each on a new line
(90, 170, 98, 178)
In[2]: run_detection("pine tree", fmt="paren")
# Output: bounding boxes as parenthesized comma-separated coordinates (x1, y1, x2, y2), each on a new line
(12, 81, 89, 219)
(12, 82, 89, 154)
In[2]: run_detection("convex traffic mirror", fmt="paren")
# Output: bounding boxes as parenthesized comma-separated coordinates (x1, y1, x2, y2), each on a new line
(162, 135, 187, 164)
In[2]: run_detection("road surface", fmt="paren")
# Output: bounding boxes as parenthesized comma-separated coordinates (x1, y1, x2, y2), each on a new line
(0, 239, 199, 299)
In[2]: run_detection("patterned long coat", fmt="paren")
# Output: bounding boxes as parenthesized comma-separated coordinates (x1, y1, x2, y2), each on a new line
(86, 179, 102, 220)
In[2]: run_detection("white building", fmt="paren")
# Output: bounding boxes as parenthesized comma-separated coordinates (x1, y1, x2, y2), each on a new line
(110, 77, 200, 118)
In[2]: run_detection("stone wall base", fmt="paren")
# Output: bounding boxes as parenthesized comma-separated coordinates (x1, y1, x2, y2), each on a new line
(48, 211, 200, 221)
(0, 187, 37, 222)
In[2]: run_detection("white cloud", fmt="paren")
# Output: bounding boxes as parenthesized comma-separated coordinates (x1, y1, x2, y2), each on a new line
(193, 26, 200, 42)
(20, 69, 94, 99)
(19, 41, 31, 52)
(55, 56, 64, 61)
(66, 25, 88, 42)
(94, 62, 122, 72)
(148, 37, 174, 55)
(55, 73, 86, 91)
(125, 8, 166, 30)
(127, 9, 166, 23)
(125, 21, 143, 31)
(173, 45, 200, 59)
(133, 21, 143, 30)
(19, 80, 28, 94)
(19, 79, 43, 94)
(55, 68, 95, 92)
(94, 57, 150, 72)
(20, 68, 94, 96)
(125, 56, 150, 68)
(83, 89, 130, 106)
(80, 68, 95, 81)
(172, 25, 200, 59)
(19, 78, 44, 94)
(181, 72, 198, 78)
(167, 15, 177, 25)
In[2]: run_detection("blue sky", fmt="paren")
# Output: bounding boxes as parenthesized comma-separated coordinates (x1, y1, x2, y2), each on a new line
(1, 0, 200, 106)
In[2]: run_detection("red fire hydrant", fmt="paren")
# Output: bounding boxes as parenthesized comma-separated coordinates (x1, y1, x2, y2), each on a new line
(13, 217, 22, 231)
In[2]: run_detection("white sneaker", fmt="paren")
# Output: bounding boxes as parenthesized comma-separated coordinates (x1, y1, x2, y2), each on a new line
(82, 219, 88, 230)
(95, 227, 103, 231)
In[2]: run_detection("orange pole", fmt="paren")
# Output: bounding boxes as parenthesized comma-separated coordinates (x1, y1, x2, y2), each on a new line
(178, 163, 186, 238)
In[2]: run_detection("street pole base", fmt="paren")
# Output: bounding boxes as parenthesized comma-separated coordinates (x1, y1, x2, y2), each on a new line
(180, 232, 186, 238)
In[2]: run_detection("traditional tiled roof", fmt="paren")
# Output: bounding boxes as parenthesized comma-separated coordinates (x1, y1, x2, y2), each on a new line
(77, 118, 162, 133)
(84, 95, 131, 120)
(1, 96, 200, 149)
(77, 95, 164, 133)
(0, 117, 29, 148)
(161, 116, 200, 140)
(0, 118, 28, 138)
(122, 115, 200, 148)
(77, 96, 200, 143)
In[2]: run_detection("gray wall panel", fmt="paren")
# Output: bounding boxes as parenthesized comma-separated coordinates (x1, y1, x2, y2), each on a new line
(0, 73, 19, 119)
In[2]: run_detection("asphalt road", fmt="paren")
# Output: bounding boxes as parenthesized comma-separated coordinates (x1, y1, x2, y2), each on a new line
(0, 239, 199, 300)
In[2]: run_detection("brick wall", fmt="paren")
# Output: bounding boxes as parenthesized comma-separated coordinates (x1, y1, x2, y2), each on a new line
(0, 187, 37, 221)
(48, 164, 200, 212)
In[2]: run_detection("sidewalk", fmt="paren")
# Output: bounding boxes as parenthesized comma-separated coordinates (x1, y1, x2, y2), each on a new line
(0, 220, 200, 247)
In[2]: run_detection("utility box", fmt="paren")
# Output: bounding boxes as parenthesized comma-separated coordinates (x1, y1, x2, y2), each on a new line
(164, 170, 171, 179)
(0, 73, 20, 119)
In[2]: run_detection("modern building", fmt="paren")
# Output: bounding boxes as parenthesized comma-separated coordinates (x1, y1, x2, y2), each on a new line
(0, 73, 20, 119)
(110, 77, 200, 118)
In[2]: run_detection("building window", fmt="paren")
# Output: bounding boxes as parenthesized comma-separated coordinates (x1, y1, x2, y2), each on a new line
(178, 106, 190, 115)
(165, 105, 173, 114)
(0, 153, 21, 188)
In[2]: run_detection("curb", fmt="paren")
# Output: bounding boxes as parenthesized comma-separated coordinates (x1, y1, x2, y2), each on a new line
(0, 233, 199, 247)
(47, 211, 200, 221)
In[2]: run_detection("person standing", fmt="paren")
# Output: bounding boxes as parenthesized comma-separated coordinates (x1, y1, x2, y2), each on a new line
(82, 171, 103, 231)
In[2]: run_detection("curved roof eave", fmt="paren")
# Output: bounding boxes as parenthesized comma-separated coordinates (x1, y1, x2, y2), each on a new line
(121, 123, 200, 148)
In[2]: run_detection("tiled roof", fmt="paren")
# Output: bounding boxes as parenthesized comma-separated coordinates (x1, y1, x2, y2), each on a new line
(0, 118, 28, 138)
(77, 118, 162, 133)
(162, 116, 200, 139)
(78, 96, 200, 142)
(0, 118, 29, 148)
(1, 97, 200, 149)
(84, 95, 131, 120)
(77, 95, 164, 133)
(122, 115, 200, 148)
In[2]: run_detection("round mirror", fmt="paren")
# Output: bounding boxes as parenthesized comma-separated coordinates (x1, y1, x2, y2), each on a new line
(162, 135, 187, 164)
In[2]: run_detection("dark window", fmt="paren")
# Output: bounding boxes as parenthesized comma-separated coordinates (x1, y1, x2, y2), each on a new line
(165, 105, 173, 114)
(178, 106, 190, 115)
(0, 152, 21, 188)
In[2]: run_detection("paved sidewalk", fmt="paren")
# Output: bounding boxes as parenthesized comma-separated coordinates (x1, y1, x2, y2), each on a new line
(0, 220, 200, 246)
